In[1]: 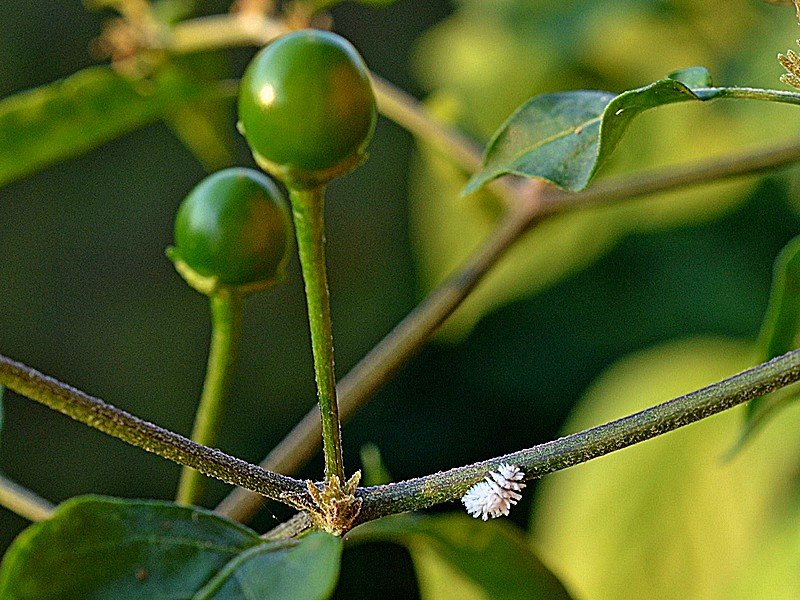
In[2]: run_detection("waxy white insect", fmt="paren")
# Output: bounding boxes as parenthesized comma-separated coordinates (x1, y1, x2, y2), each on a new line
(461, 463, 526, 521)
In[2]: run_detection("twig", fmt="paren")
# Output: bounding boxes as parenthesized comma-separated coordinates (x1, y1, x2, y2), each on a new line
(214, 204, 539, 520)
(354, 347, 800, 521)
(215, 133, 800, 521)
(177, 291, 245, 506)
(0, 473, 55, 522)
(0, 354, 307, 503)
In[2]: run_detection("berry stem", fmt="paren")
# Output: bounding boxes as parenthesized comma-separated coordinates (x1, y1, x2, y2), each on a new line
(0, 473, 54, 522)
(176, 288, 244, 506)
(289, 186, 345, 483)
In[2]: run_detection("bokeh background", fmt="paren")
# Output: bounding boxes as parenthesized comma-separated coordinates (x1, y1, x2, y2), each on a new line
(3, 0, 800, 597)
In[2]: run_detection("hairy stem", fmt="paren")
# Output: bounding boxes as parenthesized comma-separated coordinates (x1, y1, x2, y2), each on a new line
(177, 290, 244, 506)
(289, 187, 345, 483)
(217, 133, 800, 522)
(214, 204, 538, 520)
(215, 132, 800, 521)
(354, 348, 800, 522)
(0, 354, 307, 501)
(0, 474, 55, 522)
(694, 86, 800, 106)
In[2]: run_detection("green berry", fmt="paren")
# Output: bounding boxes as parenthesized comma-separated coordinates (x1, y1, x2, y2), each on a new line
(170, 168, 291, 292)
(238, 29, 377, 187)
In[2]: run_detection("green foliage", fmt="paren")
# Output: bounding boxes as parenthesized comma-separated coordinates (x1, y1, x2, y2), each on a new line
(354, 514, 572, 599)
(756, 234, 800, 362)
(0, 496, 342, 599)
(359, 443, 393, 486)
(0, 386, 4, 446)
(410, 0, 796, 338)
(464, 68, 713, 194)
(735, 234, 800, 446)
(193, 532, 342, 600)
(0, 66, 231, 188)
(531, 338, 800, 599)
(0, 496, 259, 598)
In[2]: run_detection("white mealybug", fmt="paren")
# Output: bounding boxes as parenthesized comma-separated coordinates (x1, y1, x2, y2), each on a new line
(461, 463, 526, 521)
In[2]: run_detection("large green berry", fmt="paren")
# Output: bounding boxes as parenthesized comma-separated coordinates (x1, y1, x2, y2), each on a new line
(170, 168, 291, 292)
(238, 29, 377, 187)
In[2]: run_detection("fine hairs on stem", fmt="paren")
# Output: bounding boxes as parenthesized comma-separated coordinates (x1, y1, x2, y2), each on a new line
(4, 5, 800, 540)
(4, 346, 800, 529)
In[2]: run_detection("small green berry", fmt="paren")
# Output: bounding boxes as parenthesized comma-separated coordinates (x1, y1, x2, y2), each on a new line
(169, 168, 291, 294)
(238, 29, 377, 188)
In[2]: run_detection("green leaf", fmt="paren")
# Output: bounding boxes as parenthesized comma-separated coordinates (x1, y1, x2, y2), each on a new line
(531, 338, 800, 599)
(353, 514, 572, 599)
(668, 66, 714, 88)
(0, 66, 230, 188)
(0, 495, 261, 599)
(193, 531, 342, 599)
(733, 234, 800, 447)
(463, 68, 715, 194)
(756, 234, 800, 362)
(359, 443, 393, 486)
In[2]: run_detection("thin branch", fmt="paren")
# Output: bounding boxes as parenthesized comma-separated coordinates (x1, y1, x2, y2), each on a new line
(0, 474, 55, 522)
(539, 133, 800, 215)
(215, 131, 800, 521)
(213, 205, 539, 520)
(0, 354, 307, 502)
(168, 13, 287, 53)
(354, 347, 800, 522)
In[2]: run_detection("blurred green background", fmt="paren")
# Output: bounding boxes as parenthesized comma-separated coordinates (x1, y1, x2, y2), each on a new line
(3, 0, 800, 597)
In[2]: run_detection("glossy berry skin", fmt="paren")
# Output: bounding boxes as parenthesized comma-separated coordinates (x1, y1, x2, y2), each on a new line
(172, 168, 290, 287)
(238, 30, 377, 186)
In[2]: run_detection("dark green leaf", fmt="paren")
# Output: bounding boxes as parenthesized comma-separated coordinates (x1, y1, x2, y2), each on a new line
(352, 514, 572, 599)
(463, 68, 716, 194)
(0, 66, 230, 187)
(0, 386, 4, 446)
(0, 495, 261, 599)
(733, 234, 800, 449)
(193, 532, 342, 600)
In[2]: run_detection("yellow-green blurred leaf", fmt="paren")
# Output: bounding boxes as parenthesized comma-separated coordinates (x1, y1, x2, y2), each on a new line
(410, 0, 800, 339)
(530, 338, 800, 600)
(353, 514, 572, 600)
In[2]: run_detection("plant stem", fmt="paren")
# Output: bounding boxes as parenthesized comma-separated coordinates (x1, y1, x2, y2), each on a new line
(354, 347, 800, 522)
(169, 13, 287, 53)
(176, 290, 244, 506)
(0, 353, 307, 501)
(694, 86, 800, 106)
(289, 187, 345, 483)
(215, 133, 800, 521)
(0, 474, 54, 522)
(214, 206, 536, 520)
(542, 134, 800, 215)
